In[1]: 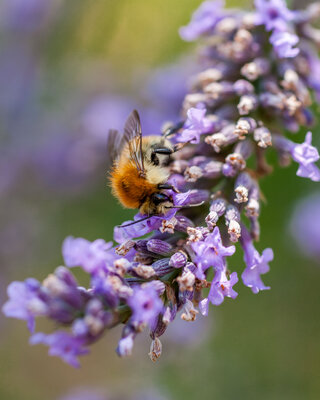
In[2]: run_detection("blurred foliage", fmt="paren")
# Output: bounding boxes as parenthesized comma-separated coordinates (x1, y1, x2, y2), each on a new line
(0, 1, 319, 399)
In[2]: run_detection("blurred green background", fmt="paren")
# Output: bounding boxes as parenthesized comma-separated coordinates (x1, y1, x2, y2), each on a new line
(0, 0, 320, 399)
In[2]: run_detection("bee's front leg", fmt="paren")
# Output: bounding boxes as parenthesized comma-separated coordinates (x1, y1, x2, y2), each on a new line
(162, 121, 184, 137)
(157, 183, 180, 193)
(152, 141, 189, 157)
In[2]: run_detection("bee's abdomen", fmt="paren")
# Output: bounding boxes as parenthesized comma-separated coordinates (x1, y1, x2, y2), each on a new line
(110, 163, 157, 209)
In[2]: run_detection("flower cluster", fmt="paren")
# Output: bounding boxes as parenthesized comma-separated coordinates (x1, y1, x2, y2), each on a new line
(3, 0, 320, 367)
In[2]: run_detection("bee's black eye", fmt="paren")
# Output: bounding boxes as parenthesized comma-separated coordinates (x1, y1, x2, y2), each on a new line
(152, 192, 169, 205)
(151, 152, 159, 166)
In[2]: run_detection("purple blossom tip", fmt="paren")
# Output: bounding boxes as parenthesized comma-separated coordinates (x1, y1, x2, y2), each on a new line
(179, 0, 226, 42)
(62, 237, 115, 274)
(207, 270, 239, 306)
(30, 331, 89, 368)
(292, 132, 320, 182)
(2, 278, 48, 333)
(176, 107, 212, 144)
(242, 245, 273, 294)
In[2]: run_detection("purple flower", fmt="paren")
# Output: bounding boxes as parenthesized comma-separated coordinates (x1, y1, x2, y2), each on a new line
(2, 278, 48, 332)
(30, 331, 89, 368)
(62, 237, 116, 274)
(176, 108, 212, 144)
(127, 286, 163, 326)
(200, 269, 238, 315)
(191, 226, 235, 278)
(209, 270, 238, 305)
(1, 0, 58, 33)
(116, 334, 134, 357)
(114, 190, 195, 243)
(254, 0, 295, 31)
(270, 31, 299, 58)
(240, 228, 273, 293)
(304, 47, 320, 100)
(291, 132, 320, 182)
(179, 0, 226, 41)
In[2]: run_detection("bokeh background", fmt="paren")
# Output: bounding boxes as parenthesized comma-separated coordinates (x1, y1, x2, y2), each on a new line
(1, 0, 320, 399)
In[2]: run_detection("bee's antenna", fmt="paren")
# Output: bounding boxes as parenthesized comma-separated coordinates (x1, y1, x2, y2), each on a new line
(165, 201, 205, 210)
(117, 215, 154, 228)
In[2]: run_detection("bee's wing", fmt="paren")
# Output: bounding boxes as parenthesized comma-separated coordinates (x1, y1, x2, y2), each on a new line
(106, 129, 122, 169)
(123, 110, 145, 177)
(106, 110, 145, 176)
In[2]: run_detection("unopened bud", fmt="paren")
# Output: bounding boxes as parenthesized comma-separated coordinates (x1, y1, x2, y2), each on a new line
(149, 337, 162, 362)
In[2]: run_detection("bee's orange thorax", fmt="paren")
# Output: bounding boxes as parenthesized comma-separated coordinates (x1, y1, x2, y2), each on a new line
(110, 162, 157, 209)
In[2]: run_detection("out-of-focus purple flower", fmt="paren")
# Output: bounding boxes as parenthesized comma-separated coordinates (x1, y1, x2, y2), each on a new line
(62, 237, 116, 274)
(179, 0, 226, 41)
(191, 226, 235, 278)
(2, 278, 48, 332)
(0, 0, 59, 33)
(270, 31, 299, 58)
(144, 56, 197, 116)
(290, 192, 320, 260)
(291, 132, 320, 182)
(254, 0, 295, 31)
(82, 96, 136, 140)
(176, 107, 212, 144)
(240, 228, 273, 293)
(30, 331, 89, 368)
(304, 47, 320, 100)
(59, 387, 108, 400)
(127, 286, 163, 326)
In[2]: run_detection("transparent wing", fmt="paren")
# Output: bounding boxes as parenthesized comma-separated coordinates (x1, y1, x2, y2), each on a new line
(106, 129, 122, 169)
(123, 110, 145, 177)
(106, 110, 145, 175)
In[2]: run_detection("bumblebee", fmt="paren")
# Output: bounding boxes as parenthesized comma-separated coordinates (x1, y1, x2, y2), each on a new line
(109, 110, 182, 218)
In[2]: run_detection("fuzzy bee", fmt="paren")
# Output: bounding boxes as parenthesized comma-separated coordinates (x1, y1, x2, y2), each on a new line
(108, 111, 185, 223)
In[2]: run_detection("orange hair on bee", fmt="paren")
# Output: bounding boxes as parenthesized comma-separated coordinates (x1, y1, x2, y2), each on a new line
(110, 162, 157, 210)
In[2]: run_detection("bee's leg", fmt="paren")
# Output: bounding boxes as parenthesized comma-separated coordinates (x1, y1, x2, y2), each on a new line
(157, 183, 180, 193)
(152, 147, 173, 155)
(151, 192, 170, 205)
(163, 121, 185, 137)
(152, 141, 190, 157)
(173, 142, 190, 152)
